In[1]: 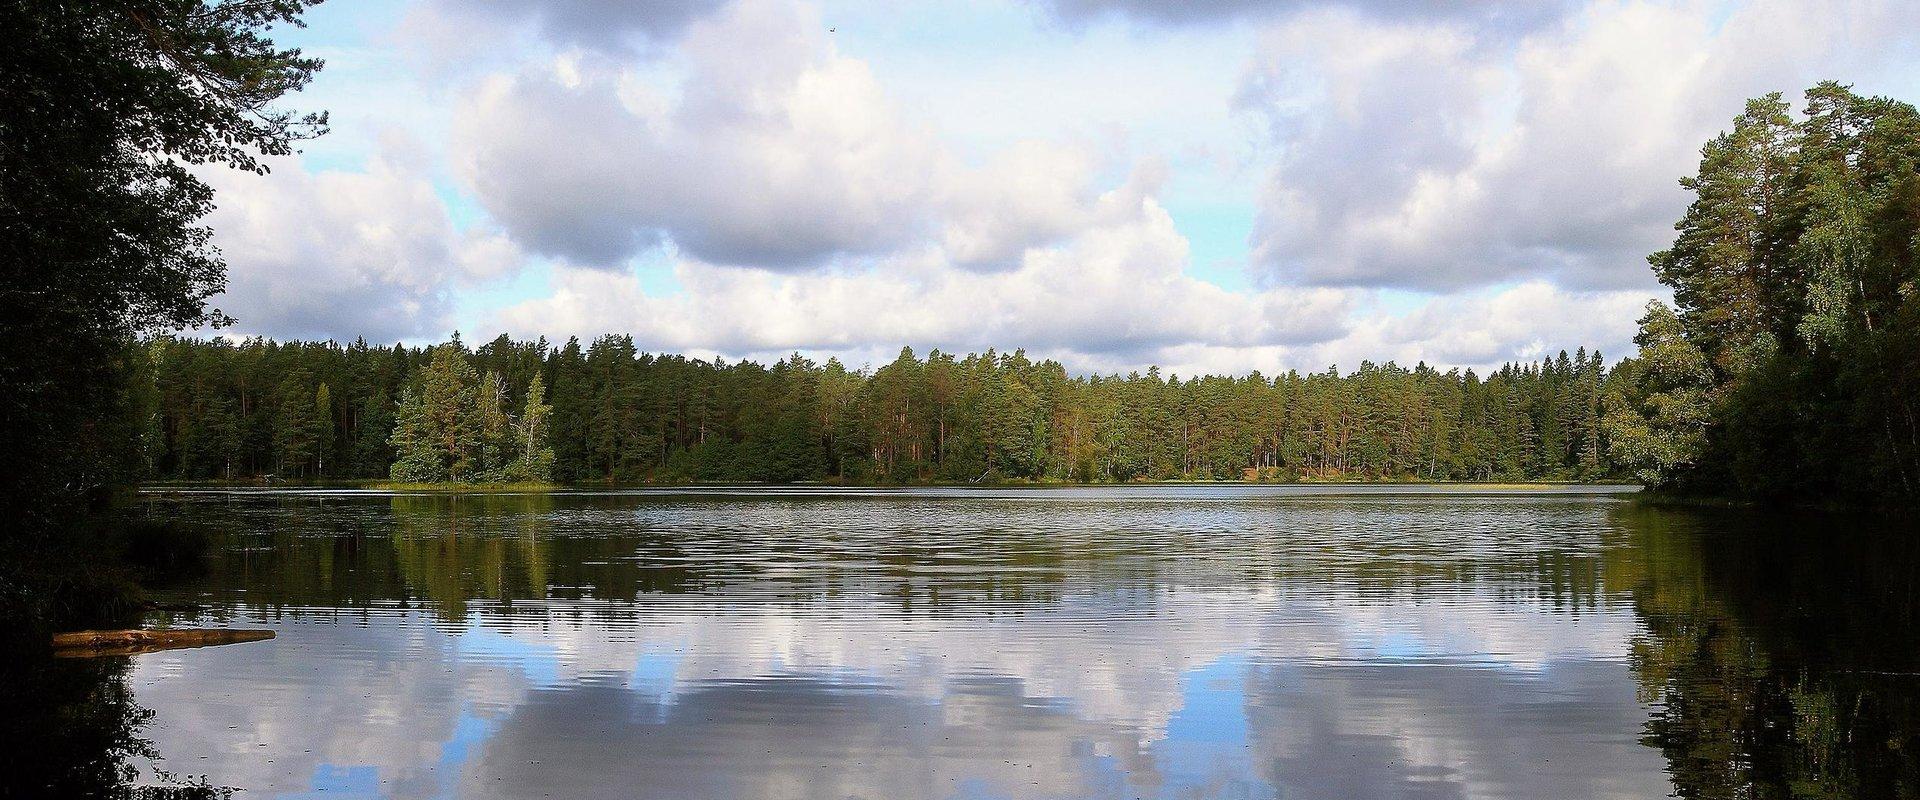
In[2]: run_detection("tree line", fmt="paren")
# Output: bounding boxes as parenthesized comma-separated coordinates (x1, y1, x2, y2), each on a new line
(140, 333, 1637, 484)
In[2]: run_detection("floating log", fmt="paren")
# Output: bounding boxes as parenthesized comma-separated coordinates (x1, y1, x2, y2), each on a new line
(52, 628, 274, 658)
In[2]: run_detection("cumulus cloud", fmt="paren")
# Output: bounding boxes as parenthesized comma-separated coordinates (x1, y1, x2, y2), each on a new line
(456, 0, 949, 269)
(1313, 282, 1655, 369)
(1239, 10, 1501, 288)
(1113, 281, 1655, 377)
(1241, 0, 1920, 291)
(455, 0, 1170, 276)
(488, 229, 1653, 378)
(939, 142, 1113, 271)
(197, 0, 1920, 373)
(446, 0, 1675, 369)
(491, 185, 1359, 367)
(416, 0, 728, 55)
(1035, 0, 1576, 31)
(201, 153, 520, 342)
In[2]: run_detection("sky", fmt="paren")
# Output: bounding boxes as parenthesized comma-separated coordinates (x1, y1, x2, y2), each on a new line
(200, 0, 1920, 376)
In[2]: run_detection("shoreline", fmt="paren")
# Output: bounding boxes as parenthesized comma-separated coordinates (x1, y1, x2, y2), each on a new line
(137, 478, 1641, 493)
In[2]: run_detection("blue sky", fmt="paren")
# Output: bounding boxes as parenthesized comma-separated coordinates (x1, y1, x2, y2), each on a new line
(200, 0, 1920, 375)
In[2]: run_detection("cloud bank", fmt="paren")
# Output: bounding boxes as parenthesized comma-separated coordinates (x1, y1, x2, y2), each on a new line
(195, 0, 1920, 374)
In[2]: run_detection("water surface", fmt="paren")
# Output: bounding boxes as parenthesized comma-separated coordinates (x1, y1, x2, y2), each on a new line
(13, 486, 1920, 798)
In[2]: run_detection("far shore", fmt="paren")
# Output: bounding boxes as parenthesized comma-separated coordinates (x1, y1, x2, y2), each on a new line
(138, 478, 1641, 493)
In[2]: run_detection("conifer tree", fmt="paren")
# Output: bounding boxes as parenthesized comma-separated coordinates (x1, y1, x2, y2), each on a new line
(147, 334, 1640, 487)
(388, 345, 480, 482)
(272, 373, 317, 478)
(388, 387, 438, 483)
(352, 391, 395, 476)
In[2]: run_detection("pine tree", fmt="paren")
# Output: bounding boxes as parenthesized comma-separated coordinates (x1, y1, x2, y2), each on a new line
(272, 373, 317, 478)
(388, 345, 480, 483)
(147, 334, 1661, 488)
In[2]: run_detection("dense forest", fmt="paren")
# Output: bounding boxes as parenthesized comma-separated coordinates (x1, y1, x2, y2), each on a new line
(140, 335, 1627, 484)
(1613, 83, 1920, 505)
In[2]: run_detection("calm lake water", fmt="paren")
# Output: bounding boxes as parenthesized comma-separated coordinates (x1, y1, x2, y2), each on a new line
(12, 485, 1920, 799)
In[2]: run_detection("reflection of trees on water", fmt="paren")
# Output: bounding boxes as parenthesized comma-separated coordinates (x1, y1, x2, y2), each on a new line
(387, 493, 753, 613)
(173, 496, 1638, 621)
(177, 495, 703, 618)
(124, 494, 1920, 797)
(388, 494, 554, 618)
(0, 642, 231, 798)
(1607, 504, 1920, 799)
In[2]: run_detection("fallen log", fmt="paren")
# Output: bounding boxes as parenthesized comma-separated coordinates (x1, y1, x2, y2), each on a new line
(52, 628, 274, 658)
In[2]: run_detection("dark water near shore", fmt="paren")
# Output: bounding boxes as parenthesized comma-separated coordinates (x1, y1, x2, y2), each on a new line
(9, 486, 1920, 799)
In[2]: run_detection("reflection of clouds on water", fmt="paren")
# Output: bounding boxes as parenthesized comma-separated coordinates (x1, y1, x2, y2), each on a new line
(122, 490, 1670, 799)
(129, 584, 1662, 799)
(133, 619, 493, 795)
(467, 676, 1155, 800)
(1246, 658, 1659, 799)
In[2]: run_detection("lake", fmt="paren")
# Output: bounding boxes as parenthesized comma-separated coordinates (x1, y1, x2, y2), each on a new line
(11, 485, 1919, 799)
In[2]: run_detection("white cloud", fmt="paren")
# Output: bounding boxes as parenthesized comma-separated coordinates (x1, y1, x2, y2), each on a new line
(499, 188, 1351, 354)
(202, 153, 520, 342)
(489, 201, 1649, 376)
(196, 0, 1920, 373)
(455, 0, 949, 269)
(939, 141, 1109, 271)
(1240, 10, 1503, 288)
(1315, 282, 1656, 369)
(1097, 281, 1656, 377)
(491, 189, 1360, 368)
(1035, 0, 1577, 32)
(1241, 0, 1920, 291)
(453, 0, 1213, 279)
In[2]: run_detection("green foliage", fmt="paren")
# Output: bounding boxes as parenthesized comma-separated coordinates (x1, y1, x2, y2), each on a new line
(311, 383, 334, 477)
(507, 373, 556, 483)
(381, 343, 554, 485)
(1619, 82, 1920, 504)
(1604, 302, 1714, 485)
(1, 0, 325, 543)
(387, 388, 439, 483)
(141, 335, 1630, 485)
(270, 370, 319, 478)
(391, 345, 475, 482)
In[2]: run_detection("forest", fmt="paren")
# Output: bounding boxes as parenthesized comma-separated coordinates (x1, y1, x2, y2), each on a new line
(138, 334, 1628, 485)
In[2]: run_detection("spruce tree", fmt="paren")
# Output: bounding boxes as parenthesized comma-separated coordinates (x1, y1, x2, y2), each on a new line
(388, 388, 439, 483)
